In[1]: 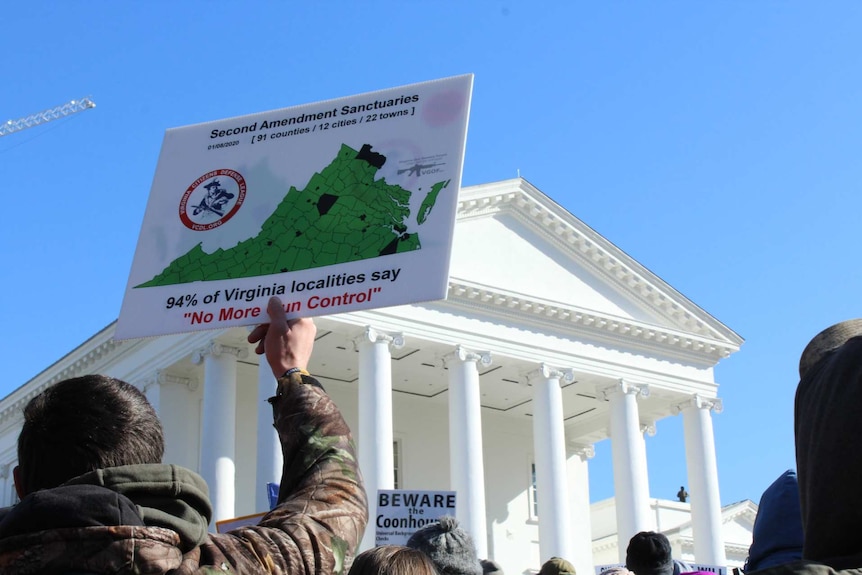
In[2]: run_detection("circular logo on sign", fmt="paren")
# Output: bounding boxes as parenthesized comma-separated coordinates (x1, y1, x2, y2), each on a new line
(179, 169, 247, 231)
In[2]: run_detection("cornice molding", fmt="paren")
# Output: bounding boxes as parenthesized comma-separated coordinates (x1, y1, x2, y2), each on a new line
(48, 339, 121, 383)
(456, 179, 743, 349)
(591, 537, 619, 553)
(678, 536, 694, 550)
(724, 542, 755, 555)
(0, 337, 125, 427)
(721, 501, 758, 524)
(445, 279, 738, 361)
(676, 536, 750, 556)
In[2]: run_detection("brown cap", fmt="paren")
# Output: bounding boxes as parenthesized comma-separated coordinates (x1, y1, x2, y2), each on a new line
(799, 319, 862, 379)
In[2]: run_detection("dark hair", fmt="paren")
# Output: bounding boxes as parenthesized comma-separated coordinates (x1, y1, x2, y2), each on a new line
(348, 545, 439, 575)
(17, 374, 164, 495)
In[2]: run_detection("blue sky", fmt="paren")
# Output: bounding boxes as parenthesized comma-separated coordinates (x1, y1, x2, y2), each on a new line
(3, 2, 861, 509)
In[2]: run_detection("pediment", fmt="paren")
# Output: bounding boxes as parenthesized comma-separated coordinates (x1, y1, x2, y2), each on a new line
(447, 178, 742, 357)
(667, 500, 757, 556)
(591, 498, 755, 558)
(671, 500, 757, 537)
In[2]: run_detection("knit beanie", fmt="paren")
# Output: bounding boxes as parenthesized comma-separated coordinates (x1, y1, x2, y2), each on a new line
(406, 516, 482, 575)
(539, 556, 576, 575)
(626, 532, 673, 575)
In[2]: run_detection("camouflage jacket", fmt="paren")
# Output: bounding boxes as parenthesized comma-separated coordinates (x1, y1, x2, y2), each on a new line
(0, 372, 368, 574)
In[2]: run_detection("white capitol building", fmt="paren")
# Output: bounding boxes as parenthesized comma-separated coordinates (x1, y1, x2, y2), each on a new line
(0, 178, 754, 573)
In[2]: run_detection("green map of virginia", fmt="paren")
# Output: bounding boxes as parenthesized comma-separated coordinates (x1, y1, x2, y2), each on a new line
(137, 143, 449, 288)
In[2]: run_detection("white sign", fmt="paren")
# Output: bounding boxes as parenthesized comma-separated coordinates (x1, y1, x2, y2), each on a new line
(595, 564, 727, 575)
(595, 564, 625, 575)
(375, 489, 456, 546)
(117, 75, 473, 339)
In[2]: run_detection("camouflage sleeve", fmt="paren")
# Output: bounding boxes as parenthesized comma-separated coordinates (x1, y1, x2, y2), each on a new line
(199, 372, 367, 575)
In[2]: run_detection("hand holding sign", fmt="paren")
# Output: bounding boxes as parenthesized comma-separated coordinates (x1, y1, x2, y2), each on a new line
(248, 296, 316, 378)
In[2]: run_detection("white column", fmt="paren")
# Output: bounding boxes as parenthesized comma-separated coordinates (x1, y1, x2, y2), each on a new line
(600, 380, 652, 561)
(256, 360, 283, 512)
(0, 463, 11, 506)
(568, 444, 595, 575)
(680, 395, 726, 566)
(444, 345, 492, 559)
(530, 364, 576, 562)
(355, 326, 403, 551)
(142, 371, 198, 469)
(192, 342, 248, 527)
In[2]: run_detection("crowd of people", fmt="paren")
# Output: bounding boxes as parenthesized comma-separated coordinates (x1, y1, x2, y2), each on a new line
(0, 297, 857, 575)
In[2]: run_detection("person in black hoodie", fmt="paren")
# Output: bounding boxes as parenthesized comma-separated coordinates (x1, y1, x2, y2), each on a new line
(750, 319, 862, 575)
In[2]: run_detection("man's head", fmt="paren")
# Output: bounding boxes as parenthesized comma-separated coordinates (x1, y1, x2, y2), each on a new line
(16, 374, 164, 496)
(625, 531, 673, 575)
(349, 545, 439, 575)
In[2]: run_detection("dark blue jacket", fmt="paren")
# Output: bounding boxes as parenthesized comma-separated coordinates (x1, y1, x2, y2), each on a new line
(746, 470, 804, 572)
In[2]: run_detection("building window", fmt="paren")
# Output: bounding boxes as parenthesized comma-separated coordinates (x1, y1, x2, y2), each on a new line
(393, 439, 402, 489)
(529, 461, 539, 519)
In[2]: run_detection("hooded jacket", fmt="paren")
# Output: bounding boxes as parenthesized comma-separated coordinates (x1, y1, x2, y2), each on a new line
(745, 470, 803, 572)
(749, 331, 862, 575)
(0, 371, 368, 574)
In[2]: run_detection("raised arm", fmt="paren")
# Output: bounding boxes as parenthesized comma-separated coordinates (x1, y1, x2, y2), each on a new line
(200, 297, 367, 574)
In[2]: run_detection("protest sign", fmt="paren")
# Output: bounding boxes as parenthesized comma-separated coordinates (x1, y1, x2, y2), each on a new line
(117, 75, 473, 339)
(375, 489, 456, 546)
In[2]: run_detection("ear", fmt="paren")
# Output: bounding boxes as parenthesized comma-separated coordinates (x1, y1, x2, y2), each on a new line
(12, 465, 24, 499)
